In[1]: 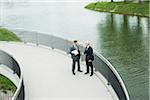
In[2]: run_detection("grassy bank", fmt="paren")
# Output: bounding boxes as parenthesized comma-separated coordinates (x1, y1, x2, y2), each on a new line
(85, 1, 149, 17)
(0, 28, 21, 41)
(0, 74, 16, 93)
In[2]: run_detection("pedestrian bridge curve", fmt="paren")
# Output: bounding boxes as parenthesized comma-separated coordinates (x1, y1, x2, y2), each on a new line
(0, 42, 116, 100)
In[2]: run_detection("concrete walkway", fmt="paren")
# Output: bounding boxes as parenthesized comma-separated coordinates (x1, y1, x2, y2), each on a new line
(0, 42, 113, 100)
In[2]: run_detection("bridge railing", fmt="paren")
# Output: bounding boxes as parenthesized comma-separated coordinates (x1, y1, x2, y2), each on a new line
(0, 50, 25, 100)
(12, 29, 130, 100)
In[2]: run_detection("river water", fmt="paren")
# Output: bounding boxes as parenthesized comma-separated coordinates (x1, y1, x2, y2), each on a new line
(0, 0, 149, 100)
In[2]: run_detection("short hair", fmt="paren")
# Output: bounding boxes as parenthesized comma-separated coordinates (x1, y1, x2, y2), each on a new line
(73, 40, 78, 43)
(85, 41, 90, 45)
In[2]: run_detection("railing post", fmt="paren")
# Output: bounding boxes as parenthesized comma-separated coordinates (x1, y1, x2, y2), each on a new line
(36, 33, 39, 46)
(23, 32, 26, 44)
(107, 82, 111, 86)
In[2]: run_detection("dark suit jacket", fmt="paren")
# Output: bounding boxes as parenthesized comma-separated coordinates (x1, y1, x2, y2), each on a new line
(69, 45, 81, 61)
(84, 46, 94, 61)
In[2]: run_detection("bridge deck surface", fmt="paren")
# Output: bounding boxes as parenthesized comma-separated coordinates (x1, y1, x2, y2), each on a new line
(0, 42, 113, 100)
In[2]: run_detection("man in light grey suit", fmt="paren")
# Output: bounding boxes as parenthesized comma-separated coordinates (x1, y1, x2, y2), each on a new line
(69, 40, 82, 75)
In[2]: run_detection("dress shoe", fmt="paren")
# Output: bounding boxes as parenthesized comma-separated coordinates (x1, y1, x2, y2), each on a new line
(73, 72, 76, 75)
(78, 70, 83, 72)
(84, 72, 89, 74)
(90, 74, 93, 76)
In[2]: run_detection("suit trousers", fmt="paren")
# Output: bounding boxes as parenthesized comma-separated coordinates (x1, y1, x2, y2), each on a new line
(85, 60, 94, 75)
(72, 59, 81, 74)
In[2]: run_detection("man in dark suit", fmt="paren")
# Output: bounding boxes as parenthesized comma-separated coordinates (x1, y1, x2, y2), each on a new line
(69, 40, 82, 75)
(84, 41, 94, 76)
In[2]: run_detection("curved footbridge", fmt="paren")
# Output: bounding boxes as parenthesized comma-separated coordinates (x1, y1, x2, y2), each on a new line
(0, 29, 130, 100)
(0, 42, 116, 100)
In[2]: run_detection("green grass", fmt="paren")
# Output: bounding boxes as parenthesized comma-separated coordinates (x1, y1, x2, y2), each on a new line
(0, 74, 17, 93)
(85, 1, 149, 17)
(0, 28, 21, 41)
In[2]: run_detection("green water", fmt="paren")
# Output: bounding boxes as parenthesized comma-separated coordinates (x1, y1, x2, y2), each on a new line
(97, 14, 149, 100)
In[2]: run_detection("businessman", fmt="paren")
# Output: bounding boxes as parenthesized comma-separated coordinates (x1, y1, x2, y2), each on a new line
(69, 40, 82, 75)
(84, 41, 94, 76)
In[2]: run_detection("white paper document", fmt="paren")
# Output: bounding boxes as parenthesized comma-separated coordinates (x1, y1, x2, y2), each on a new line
(71, 50, 79, 55)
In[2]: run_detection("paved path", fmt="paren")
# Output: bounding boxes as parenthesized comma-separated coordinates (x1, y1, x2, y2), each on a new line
(0, 42, 113, 100)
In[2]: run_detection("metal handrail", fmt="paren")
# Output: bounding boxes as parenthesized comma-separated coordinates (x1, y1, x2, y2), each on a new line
(94, 51, 130, 100)
(0, 50, 24, 100)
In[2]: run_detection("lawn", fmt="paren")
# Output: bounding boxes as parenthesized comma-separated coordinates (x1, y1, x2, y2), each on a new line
(85, 1, 149, 17)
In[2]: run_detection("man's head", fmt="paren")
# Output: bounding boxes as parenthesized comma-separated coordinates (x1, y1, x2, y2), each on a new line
(85, 41, 90, 47)
(73, 40, 78, 44)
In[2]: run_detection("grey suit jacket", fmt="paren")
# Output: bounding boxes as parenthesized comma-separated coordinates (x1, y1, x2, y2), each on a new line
(69, 45, 81, 61)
